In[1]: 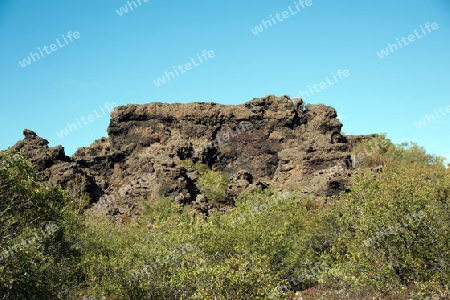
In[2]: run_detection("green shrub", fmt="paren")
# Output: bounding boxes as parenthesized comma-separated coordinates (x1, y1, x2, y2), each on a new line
(353, 134, 445, 168)
(181, 159, 230, 204)
(1, 137, 449, 299)
(198, 170, 229, 203)
(0, 151, 84, 299)
(315, 154, 450, 298)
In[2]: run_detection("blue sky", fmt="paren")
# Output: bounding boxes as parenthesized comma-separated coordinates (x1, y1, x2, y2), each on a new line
(0, 0, 449, 162)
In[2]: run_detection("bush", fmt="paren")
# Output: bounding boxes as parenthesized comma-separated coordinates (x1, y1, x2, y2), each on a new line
(197, 170, 229, 204)
(181, 159, 229, 203)
(314, 149, 450, 298)
(0, 151, 84, 299)
(353, 134, 445, 168)
(67, 188, 313, 299)
(1, 137, 449, 299)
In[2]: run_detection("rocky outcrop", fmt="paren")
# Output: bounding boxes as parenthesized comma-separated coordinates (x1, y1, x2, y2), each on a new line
(7, 95, 375, 218)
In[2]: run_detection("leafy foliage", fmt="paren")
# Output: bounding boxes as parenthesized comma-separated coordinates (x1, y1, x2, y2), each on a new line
(0, 151, 84, 299)
(1, 137, 449, 299)
(353, 133, 445, 168)
(197, 170, 229, 204)
(181, 159, 229, 203)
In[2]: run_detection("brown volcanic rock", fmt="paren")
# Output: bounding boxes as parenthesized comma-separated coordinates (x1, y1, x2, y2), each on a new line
(7, 95, 374, 217)
(12, 129, 69, 171)
(9, 129, 104, 199)
(10, 129, 74, 183)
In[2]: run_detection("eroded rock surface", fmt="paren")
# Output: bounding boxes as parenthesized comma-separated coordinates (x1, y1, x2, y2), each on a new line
(8, 95, 375, 218)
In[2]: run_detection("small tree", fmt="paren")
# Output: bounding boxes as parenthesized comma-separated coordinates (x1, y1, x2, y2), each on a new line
(181, 159, 230, 204)
(198, 170, 229, 204)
